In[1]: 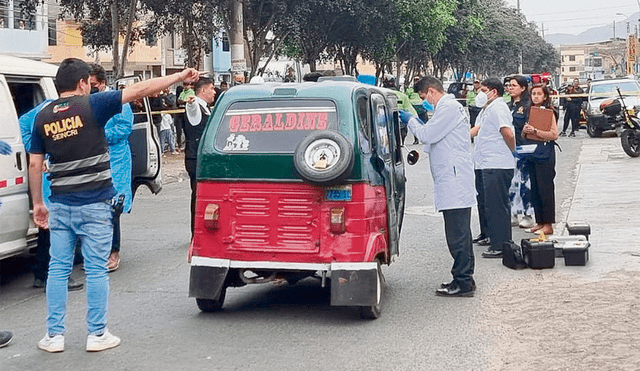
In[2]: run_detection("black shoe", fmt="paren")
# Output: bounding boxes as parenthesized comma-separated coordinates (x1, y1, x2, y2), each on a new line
(472, 234, 487, 243)
(481, 249, 503, 259)
(68, 278, 83, 291)
(568, 131, 576, 137)
(559, 131, 566, 137)
(441, 279, 476, 291)
(43, 278, 84, 293)
(0, 331, 13, 348)
(475, 237, 491, 246)
(436, 283, 474, 297)
(33, 278, 45, 288)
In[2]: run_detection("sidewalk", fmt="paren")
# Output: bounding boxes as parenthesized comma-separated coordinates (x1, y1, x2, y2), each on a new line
(564, 136, 640, 279)
(484, 135, 640, 370)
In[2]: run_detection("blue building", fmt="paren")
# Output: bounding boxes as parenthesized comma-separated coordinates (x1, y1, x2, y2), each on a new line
(0, 0, 50, 59)
(211, 30, 231, 83)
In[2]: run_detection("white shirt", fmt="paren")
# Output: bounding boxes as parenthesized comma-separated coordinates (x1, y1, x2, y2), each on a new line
(407, 94, 476, 212)
(160, 113, 173, 131)
(473, 98, 515, 170)
(185, 95, 211, 126)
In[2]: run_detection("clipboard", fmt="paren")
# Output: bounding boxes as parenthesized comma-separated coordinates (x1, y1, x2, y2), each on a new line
(526, 106, 553, 140)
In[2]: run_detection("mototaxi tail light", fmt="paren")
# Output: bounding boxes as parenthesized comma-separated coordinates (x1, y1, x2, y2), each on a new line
(330, 207, 346, 234)
(204, 203, 220, 231)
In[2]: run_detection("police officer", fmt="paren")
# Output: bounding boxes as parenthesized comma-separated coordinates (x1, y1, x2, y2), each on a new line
(29, 58, 200, 353)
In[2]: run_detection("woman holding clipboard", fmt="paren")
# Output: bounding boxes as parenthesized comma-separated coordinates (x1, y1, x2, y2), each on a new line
(521, 84, 559, 235)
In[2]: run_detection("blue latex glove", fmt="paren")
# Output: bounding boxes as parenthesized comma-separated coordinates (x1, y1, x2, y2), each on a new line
(0, 140, 11, 155)
(398, 109, 414, 124)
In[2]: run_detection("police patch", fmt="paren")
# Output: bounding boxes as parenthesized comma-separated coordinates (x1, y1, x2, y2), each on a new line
(52, 102, 70, 114)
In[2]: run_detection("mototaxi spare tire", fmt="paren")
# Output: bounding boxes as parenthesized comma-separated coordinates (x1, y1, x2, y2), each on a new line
(293, 130, 354, 186)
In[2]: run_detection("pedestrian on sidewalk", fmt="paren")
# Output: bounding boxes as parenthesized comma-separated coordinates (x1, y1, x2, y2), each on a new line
(29, 58, 200, 353)
(89, 64, 134, 273)
(521, 84, 559, 235)
(470, 78, 516, 259)
(160, 113, 178, 154)
(507, 75, 535, 229)
(561, 78, 583, 137)
(399, 76, 476, 297)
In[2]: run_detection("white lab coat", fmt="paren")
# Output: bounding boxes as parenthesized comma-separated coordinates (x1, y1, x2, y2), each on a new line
(407, 94, 476, 212)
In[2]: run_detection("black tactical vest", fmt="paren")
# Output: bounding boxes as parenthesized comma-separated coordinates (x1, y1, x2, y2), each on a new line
(184, 103, 209, 160)
(34, 95, 112, 195)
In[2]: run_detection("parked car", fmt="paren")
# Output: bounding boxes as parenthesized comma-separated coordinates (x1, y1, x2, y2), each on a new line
(188, 77, 410, 318)
(584, 78, 640, 137)
(446, 81, 472, 106)
(0, 54, 162, 260)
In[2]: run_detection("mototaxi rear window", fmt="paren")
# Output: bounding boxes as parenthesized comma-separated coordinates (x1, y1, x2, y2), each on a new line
(215, 99, 338, 153)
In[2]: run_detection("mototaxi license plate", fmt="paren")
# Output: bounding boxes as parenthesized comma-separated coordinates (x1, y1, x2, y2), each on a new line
(324, 185, 352, 201)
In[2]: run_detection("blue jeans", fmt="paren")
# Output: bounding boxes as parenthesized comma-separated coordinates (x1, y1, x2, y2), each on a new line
(47, 201, 112, 336)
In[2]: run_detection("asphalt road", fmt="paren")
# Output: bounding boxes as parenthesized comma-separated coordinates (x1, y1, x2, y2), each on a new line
(0, 126, 583, 371)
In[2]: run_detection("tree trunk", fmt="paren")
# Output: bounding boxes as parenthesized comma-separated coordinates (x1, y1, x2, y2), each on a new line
(110, 2, 120, 77)
(118, 0, 137, 79)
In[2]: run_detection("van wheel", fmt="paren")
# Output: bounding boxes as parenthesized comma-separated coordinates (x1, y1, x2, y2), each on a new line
(196, 286, 227, 312)
(360, 260, 385, 320)
(294, 131, 354, 186)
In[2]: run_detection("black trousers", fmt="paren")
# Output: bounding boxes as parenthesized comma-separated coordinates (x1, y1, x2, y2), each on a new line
(185, 158, 197, 236)
(477, 168, 514, 252)
(33, 228, 50, 281)
(469, 106, 482, 127)
(563, 105, 581, 133)
(442, 207, 474, 290)
(474, 169, 488, 238)
(528, 160, 556, 224)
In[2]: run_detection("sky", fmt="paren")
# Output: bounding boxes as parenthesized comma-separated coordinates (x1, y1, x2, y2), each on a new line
(504, 0, 640, 36)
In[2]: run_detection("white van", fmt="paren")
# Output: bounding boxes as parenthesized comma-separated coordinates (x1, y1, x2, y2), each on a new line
(0, 55, 162, 260)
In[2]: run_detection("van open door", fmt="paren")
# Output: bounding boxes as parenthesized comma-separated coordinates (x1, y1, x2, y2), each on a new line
(115, 76, 162, 195)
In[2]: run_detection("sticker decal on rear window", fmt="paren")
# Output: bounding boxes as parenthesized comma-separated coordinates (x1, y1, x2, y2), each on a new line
(223, 134, 249, 151)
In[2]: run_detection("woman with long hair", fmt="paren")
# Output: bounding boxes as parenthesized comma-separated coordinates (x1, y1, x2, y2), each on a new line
(521, 84, 559, 235)
(507, 76, 535, 229)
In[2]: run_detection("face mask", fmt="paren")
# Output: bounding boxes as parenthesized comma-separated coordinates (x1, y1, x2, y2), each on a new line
(475, 91, 488, 108)
(422, 98, 434, 112)
(90, 86, 100, 94)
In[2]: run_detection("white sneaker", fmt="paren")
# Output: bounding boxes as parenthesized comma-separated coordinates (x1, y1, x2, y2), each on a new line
(519, 216, 535, 228)
(511, 214, 519, 226)
(86, 329, 121, 352)
(38, 333, 64, 353)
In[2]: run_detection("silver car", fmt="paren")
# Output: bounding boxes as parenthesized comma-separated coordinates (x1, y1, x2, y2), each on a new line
(585, 78, 640, 137)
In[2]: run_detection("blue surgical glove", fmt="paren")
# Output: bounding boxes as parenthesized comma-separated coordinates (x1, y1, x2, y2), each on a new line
(0, 140, 11, 155)
(398, 109, 414, 124)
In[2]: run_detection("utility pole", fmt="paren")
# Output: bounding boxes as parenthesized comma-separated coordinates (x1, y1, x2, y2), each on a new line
(517, 0, 523, 74)
(229, 0, 246, 85)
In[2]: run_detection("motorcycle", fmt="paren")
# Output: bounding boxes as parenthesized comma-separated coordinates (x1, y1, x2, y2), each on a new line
(600, 88, 640, 157)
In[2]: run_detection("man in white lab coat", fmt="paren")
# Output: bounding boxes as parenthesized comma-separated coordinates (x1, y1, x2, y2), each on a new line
(399, 76, 476, 297)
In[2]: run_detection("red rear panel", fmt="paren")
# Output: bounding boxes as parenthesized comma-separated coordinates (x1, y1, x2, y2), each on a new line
(191, 182, 388, 263)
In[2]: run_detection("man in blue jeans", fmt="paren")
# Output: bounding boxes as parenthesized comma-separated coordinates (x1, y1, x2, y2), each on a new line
(29, 58, 200, 353)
